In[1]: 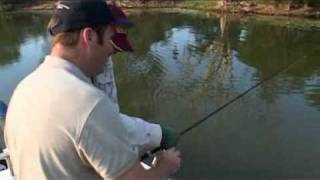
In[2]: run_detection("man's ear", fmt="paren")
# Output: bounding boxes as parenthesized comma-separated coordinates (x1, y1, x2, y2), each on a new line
(81, 28, 97, 47)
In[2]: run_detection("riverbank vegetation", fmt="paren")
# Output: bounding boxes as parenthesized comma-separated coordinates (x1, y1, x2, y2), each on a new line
(0, 0, 319, 18)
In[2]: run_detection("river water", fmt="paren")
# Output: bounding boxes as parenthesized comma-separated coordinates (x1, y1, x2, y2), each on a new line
(0, 10, 320, 179)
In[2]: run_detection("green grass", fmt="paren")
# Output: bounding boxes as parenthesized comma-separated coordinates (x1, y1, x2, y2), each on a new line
(180, 0, 218, 10)
(178, 0, 218, 1)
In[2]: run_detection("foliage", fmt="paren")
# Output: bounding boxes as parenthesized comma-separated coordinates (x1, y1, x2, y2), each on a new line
(0, 0, 319, 9)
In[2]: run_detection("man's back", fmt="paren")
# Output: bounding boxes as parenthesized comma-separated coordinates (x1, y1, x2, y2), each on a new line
(5, 56, 137, 179)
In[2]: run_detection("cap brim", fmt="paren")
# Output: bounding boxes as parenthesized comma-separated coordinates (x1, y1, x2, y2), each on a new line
(110, 33, 133, 52)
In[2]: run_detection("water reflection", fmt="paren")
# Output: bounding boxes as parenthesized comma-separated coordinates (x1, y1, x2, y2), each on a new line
(236, 18, 320, 107)
(0, 10, 319, 179)
(0, 13, 49, 66)
(113, 11, 320, 179)
(0, 12, 50, 102)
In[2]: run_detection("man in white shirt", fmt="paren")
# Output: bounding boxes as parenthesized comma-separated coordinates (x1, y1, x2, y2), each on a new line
(4, 1, 181, 179)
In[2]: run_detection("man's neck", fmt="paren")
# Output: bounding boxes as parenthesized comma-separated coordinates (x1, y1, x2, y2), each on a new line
(50, 44, 91, 77)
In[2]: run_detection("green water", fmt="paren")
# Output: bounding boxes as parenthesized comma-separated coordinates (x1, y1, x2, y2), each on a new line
(0, 10, 320, 179)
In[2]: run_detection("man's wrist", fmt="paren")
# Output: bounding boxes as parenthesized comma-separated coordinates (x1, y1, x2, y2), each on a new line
(160, 126, 178, 149)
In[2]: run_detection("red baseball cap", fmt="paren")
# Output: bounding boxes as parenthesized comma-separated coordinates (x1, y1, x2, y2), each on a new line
(108, 4, 133, 52)
(110, 33, 133, 52)
(108, 4, 133, 28)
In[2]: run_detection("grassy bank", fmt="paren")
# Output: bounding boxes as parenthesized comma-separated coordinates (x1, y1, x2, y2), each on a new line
(1, 0, 320, 19)
(154, 0, 320, 18)
(117, 0, 320, 18)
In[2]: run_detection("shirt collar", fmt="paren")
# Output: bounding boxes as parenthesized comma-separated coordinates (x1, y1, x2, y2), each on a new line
(43, 55, 91, 83)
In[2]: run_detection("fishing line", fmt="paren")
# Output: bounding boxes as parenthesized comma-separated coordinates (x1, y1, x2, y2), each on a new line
(141, 57, 305, 161)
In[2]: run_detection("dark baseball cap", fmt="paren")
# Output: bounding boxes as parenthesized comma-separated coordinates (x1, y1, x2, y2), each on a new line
(49, 0, 115, 35)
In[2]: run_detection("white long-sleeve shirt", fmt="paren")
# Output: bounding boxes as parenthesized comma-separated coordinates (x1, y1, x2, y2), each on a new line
(93, 57, 162, 154)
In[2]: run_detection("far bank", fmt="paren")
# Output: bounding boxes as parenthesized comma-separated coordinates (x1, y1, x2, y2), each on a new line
(0, 0, 320, 19)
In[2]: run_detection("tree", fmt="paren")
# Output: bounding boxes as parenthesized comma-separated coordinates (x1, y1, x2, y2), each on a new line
(273, 0, 320, 8)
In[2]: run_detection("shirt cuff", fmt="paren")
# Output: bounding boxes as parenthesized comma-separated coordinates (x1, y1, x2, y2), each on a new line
(146, 123, 162, 149)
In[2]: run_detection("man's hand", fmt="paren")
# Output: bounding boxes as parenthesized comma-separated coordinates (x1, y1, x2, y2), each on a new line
(155, 148, 181, 177)
(160, 126, 178, 150)
(119, 148, 181, 179)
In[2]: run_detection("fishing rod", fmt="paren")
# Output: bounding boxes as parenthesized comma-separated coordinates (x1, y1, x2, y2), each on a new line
(141, 57, 305, 161)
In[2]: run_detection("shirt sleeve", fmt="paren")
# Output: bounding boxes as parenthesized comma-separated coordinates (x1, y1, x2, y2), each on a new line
(93, 58, 162, 154)
(77, 98, 138, 179)
(119, 113, 162, 154)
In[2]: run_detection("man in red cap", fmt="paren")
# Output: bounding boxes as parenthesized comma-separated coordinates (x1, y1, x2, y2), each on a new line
(5, 1, 180, 179)
(92, 4, 179, 155)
